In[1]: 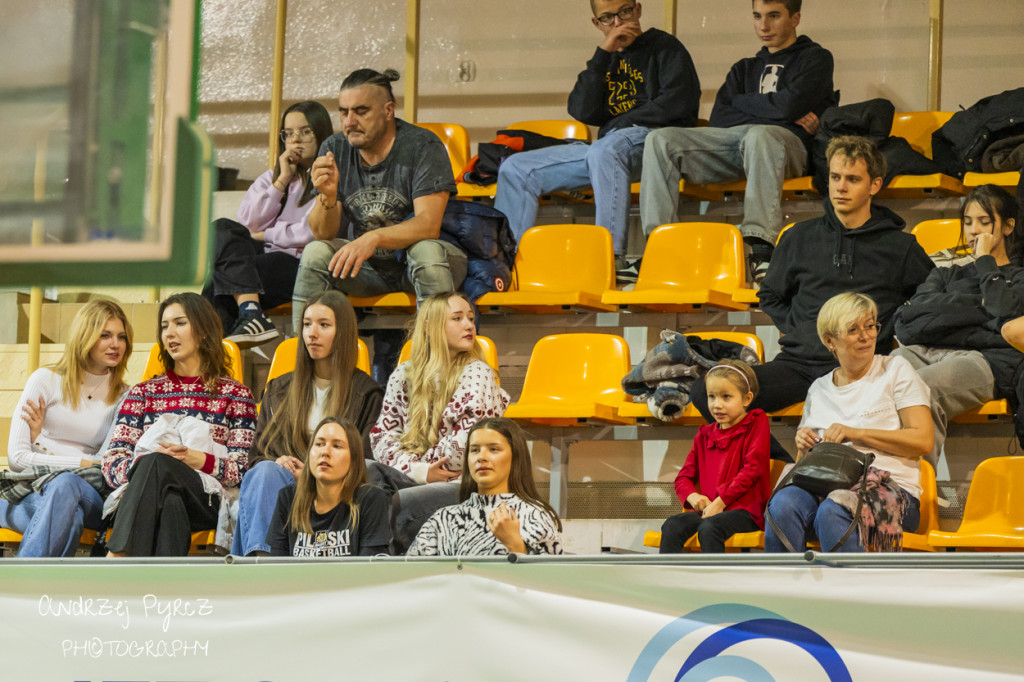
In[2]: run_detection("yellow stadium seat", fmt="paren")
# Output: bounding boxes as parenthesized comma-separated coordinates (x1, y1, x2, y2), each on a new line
(618, 331, 765, 424)
(417, 122, 471, 181)
(928, 456, 1024, 550)
(504, 333, 633, 426)
(0, 528, 217, 556)
(602, 223, 748, 312)
(398, 336, 499, 378)
(911, 218, 963, 255)
(477, 224, 616, 313)
(347, 291, 417, 313)
(902, 460, 940, 551)
(142, 340, 244, 383)
(456, 119, 591, 199)
(266, 337, 371, 388)
(962, 171, 1021, 190)
(643, 460, 787, 551)
(881, 112, 965, 197)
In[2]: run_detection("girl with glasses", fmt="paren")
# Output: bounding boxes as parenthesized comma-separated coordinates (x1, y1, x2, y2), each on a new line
(202, 100, 334, 348)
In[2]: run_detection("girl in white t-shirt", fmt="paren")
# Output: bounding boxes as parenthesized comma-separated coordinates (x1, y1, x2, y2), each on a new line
(4, 300, 133, 556)
(765, 292, 934, 552)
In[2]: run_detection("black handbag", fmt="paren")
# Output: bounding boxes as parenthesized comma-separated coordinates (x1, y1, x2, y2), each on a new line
(765, 442, 875, 553)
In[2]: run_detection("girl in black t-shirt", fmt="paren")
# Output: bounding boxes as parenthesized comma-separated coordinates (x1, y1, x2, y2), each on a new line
(267, 418, 390, 557)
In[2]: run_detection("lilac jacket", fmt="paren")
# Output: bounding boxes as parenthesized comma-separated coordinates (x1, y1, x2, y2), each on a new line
(236, 170, 316, 258)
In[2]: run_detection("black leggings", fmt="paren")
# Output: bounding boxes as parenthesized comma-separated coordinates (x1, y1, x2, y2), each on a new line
(659, 509, 760, 554)
(107, 454, 219, 556)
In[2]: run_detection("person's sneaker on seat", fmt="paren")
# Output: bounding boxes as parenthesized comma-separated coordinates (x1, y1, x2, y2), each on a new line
(615, 256, 642, 284)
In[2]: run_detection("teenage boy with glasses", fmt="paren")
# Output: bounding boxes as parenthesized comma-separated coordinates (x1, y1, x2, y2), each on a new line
(494, 0, 700, 283)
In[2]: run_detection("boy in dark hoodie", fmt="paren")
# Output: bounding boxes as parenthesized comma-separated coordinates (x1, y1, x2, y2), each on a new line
(689, 135, 934, 460)
(494, 1, 700, 282)
(640, 0, 837, 283)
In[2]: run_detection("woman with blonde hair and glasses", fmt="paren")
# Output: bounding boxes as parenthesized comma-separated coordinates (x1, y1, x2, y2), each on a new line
(3, 300, 133, 556)
(765, 292, 933, 553)
(371, 292, 509, 552)
(202, 100, 334, 347)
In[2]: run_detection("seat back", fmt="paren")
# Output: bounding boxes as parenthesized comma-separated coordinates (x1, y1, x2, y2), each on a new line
(513, 224, 614, 294)
(776, 222, 795, 245)
(416, 122, 470, 180)
(399, 336, 500, 376)
(912, 218, 963, 255)
(916, 459, 940, 536)
(689, 331, 765, 363)
(635, 223, 746, 292)
(959, 456, 1024, 534)
(266, 337, 371, 388)
(518, 333, 630, 407)
(891, 112, 954, 158)
(142, 340, 244, 383)
(507, 120, 592, 142)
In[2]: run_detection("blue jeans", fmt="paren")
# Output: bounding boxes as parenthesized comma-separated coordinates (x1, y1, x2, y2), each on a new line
(764, 485, 921, 553)
(640, 124, 807, 244)
(493, 126, 650, 256)
(0, 472, 103, 557)
(291, 239, 467, 329)
(231, 460, 294, 556)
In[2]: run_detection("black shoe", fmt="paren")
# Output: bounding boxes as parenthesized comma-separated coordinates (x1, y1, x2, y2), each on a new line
(226, 313, 279, 347)
(746, 240, 774, 287)
(615, 256, 642, 284)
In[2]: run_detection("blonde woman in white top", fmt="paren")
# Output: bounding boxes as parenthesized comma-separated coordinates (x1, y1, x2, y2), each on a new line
(4, 300, 133, 556)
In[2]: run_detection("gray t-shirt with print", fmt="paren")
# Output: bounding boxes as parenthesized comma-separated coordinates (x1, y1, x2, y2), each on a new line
(319, 119, 456, 267)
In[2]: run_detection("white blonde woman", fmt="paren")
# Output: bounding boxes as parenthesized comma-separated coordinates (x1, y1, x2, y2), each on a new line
(371, 292, 509, 552)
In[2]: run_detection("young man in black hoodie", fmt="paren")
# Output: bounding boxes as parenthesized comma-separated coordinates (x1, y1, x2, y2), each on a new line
(689, 135, 934, 459)
(639, 0, 837, 283)
(494, 0, 699, 281)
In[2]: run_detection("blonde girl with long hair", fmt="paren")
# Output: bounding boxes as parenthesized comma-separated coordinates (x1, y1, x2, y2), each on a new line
(232, 290, 383, 556)
(371, 292, 509, 553)
(3, 299, 133, 556)
(267, 418, 390, 556)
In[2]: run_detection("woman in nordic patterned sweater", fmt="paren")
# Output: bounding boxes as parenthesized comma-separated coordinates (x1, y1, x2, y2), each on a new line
(102, 293, 256, 556)
(408, 418, 562, 556)
(371, 292, 509, 552)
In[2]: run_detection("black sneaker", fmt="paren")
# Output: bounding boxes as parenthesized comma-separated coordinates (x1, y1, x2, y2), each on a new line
(615, 256, 642, 284)
(226, 313, 279, 347)
(746, 240, 774, 288)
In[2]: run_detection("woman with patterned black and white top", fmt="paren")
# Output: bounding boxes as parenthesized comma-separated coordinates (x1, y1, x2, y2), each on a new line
(371, 292, 509, 553)
(407, 418, 562, 557)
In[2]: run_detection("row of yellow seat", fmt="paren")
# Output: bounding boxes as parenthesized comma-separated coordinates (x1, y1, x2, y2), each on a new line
(418, 115, 1021, 203)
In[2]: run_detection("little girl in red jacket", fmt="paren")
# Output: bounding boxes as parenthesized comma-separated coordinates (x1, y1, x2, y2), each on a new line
(660, 360, 770, 553)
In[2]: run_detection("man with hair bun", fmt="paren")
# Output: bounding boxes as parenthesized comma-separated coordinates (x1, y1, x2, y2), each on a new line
(293, 68, 462, 350)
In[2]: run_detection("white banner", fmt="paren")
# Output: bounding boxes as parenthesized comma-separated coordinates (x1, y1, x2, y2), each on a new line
(0, 558, 1022, 681)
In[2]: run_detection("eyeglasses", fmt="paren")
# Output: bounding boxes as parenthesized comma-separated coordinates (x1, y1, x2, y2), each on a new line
(280, 127, 315, 143)
(844, 323, 881, 338)
(595, 4, 636, 26)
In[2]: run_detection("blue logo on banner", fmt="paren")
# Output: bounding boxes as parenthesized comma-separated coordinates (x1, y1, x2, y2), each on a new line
(626, 603, 851, 682)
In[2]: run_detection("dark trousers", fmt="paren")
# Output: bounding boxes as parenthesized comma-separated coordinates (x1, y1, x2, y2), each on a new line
(690, 353, 837, 461)
(201, 218, 300, 332)
(107, 454, 219, 556)
(659, 509, 760, 554)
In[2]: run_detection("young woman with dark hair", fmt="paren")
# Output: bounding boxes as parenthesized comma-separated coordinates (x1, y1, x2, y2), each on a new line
(3, 300, 133, 556)
(894, 184, 1023, 464)
(102, 293, 257, 556)
(267, 417, 390, 557)
(406, 418, 562, 556)
(203, 100, 335, 346)
(231, 291, 383, 556)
